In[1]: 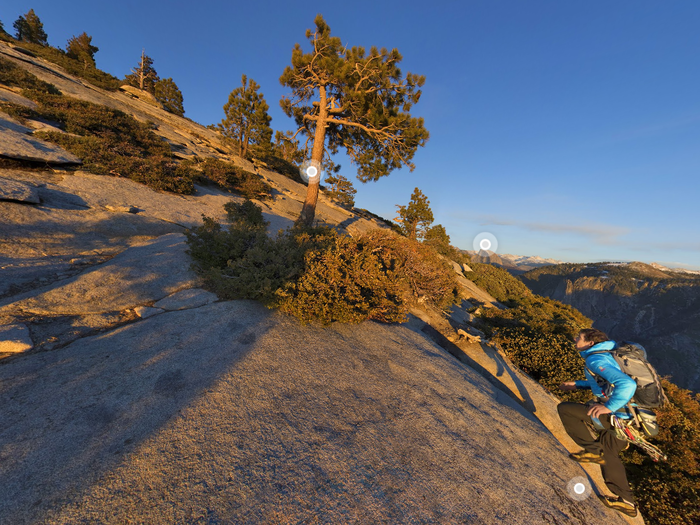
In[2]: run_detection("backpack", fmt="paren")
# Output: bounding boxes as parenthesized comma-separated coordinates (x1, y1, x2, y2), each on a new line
(591, 341, 668, 409)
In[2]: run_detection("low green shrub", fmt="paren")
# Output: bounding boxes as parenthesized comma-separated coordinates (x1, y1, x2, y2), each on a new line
(186, 202, 460, 325)
(6, 40, 121, 91)
(0, 56, 60, 94)
(623, 380, 700, 525)
(464, 263, 532, 305)
(181, 158, 272, 200)
(276, 233, 408, 324)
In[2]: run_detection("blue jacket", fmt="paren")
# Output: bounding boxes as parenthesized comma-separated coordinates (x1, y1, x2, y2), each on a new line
(574, 341, 637, 417)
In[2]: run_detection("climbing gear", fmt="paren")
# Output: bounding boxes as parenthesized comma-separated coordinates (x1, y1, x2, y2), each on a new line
(610, 415, 667, 462)
(597, 495, 638, 517)
(568, 450, 605, 464)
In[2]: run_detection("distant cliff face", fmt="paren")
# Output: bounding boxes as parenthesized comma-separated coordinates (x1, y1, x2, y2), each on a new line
(521, 262, 700, 393)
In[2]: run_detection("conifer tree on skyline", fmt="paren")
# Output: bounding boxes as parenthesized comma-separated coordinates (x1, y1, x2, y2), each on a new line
(13, 9, 48, 45)
(124, 50, 159, 94)
(219, 75, 273, 159)
(280, 14, 429, 227)
(396, 187, 434, 242)
(66, 32, 99, 71)
(155, 77, 185, 116)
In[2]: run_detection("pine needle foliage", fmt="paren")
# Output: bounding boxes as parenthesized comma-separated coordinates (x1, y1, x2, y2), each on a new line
(13, 9, 48, 45)
(280, 14, 429, 225)
(219, 75, 273, 159)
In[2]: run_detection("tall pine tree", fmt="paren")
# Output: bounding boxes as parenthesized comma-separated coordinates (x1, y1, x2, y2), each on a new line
(280, 15, 428, 226)
(13, 9, 48, 45)
(218, 75, 272, 159)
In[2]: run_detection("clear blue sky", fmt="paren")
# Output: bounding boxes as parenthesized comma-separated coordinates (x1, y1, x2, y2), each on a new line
(4, 1, 699, 269)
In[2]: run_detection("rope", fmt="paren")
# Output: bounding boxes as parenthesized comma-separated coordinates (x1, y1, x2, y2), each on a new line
(610, 416, 667, 462)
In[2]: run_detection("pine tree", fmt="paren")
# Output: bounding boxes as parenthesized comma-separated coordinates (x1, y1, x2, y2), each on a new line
(218, 75, 272, 159)
(124, 50, 159, 94)
(66, 32, 99, 71)
(154, 78, 185, 116)
(396, 187, 434, 241)
(13, 9, 48, 45)
(273, 130, 305, 164)
(424, 224, 451, 252)
(280, 15, 429, 226)
(324, 173, 356, 208)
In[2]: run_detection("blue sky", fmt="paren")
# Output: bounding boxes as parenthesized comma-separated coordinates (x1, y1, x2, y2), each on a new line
(3, 1, 699, 269)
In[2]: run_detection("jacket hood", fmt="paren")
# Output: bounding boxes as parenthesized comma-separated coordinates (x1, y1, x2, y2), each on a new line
(580, 340, 616, 358)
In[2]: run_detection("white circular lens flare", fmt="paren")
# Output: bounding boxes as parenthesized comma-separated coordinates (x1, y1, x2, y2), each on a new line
(566, 477, 592, 501)
(299, 160, 324, 184)
(473, 232, 498, 254)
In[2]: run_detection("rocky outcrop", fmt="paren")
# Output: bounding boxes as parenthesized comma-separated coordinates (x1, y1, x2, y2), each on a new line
(0, 176, 41, 204)
(0, 113, 82, 165)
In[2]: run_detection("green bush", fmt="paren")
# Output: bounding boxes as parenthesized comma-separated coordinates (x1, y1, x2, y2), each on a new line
(276, 233, 407, 324)
(181, 158, 272, 200)
(465, 263, 532, 305)
(0, 56, 60, 94)
(186, 203, 459, 325)
(18, 91, 193, 194)
(6, 40, 121, 90)
(361, 229, 460, 313)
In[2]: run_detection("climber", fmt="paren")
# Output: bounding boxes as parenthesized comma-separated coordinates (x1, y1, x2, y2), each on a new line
(557, 328, 638, 517)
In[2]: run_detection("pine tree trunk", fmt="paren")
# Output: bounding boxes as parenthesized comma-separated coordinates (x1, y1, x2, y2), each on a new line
(297, 87, 328, 228)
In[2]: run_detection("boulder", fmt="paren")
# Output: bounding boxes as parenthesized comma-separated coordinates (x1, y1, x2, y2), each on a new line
(134, 306, 164, 319)
(4, 233, 200, 316)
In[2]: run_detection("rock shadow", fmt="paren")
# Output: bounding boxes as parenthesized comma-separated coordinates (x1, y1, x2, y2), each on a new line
(0, 300, 273, 525)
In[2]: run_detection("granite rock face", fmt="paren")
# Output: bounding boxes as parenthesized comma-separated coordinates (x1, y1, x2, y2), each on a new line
(0, 302, 630, 525)
(0, 114, 82, 165)
(0, 177, 41, 204)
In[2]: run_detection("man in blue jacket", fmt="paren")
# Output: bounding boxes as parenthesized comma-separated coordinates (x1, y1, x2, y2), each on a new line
(558, 328, 638, 517)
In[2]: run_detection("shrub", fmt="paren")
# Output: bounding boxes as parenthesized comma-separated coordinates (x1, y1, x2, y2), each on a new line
(186, 202, 460, 325)
(275, 233, 407, 324)
(465, 263, 532, 305)
(179, 158, 271, 200)
(622, 380, 700, 524)
(7, 40, 121, 90)
(0, 56, 60, 94)
(361, 229, 460, 313)
(20, 91, 194, 193)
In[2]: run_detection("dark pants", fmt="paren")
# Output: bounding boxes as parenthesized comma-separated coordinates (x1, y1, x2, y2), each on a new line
(557, 402, 635, 503)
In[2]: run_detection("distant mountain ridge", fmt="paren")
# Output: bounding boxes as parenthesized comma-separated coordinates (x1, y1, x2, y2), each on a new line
(520, 261, 700, 393)
(465, 250, 564, 272)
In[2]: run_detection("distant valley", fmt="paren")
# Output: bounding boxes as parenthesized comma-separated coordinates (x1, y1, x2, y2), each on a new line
(519, 261, 700, 393)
